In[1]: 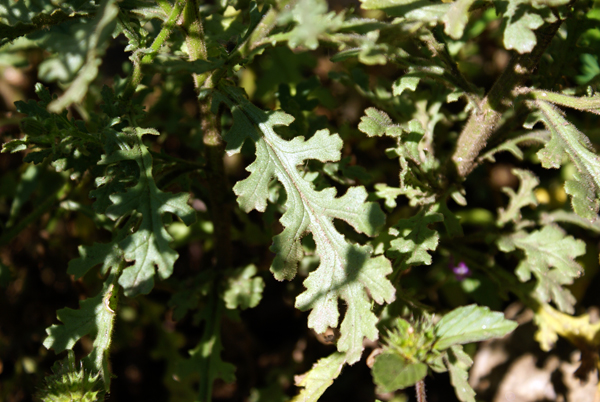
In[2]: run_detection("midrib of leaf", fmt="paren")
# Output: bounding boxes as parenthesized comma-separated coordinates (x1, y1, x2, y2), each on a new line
(242, 105, 365, 322)
(215, 85, 394, 364)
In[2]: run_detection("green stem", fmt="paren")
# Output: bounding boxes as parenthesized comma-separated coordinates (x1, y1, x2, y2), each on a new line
(122, 0, 186, 98)
(452, 19, 563, 178)
(0, 180, 71, 247)
(182, 0, 209, 88)
(181, 0, 232, 269)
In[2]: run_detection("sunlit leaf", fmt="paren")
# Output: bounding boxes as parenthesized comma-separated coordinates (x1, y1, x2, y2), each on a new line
(292, 352, 346, 402)
(498, 225, 585, 313)
(534, 100, 600, 220)
(214, 84, 394, 364)
(434, 305, 518, 350)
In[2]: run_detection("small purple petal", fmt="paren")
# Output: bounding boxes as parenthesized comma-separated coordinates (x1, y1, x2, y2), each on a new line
(451, 261, 471, 281)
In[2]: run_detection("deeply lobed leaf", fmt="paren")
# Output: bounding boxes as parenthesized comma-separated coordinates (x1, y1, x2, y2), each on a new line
(498, 225, 585, 313)
(534, 100, 600, 220)
(214, 85, 394, 364)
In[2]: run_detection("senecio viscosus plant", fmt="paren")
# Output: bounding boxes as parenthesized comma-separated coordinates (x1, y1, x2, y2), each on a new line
(1, 0, 600, 400)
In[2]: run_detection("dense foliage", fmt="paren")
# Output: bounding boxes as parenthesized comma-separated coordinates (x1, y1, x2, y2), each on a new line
(1, 0, 600, 401)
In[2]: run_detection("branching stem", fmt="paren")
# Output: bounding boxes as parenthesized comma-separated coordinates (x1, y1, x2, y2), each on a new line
(452, 20, 562, 178)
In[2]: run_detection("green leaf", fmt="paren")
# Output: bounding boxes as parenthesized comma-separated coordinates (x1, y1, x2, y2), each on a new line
(176, 298, 236, 402)
(98, 127, 196, 296)
(372, 352, 427, 392)
(433, 197, 463, 238)
(392, 75, 420, 97)
(540, 210, 600, 234)
(374, 183, 403, 210)
(442, 0, 477, 40)
(358, 107, 401, 137)
(388, 209, 442, 266)
(445, 346, 476, 402)
(222, 265, 265, 310)
(0, 0, 96, 46)
(46, 0, 119, 113)
(68, 239, 124, 279)
(214, 85, 394, 364)
(291, 352, 346, 402)
(434, 305, 518, 350)
(497, 225, 585, 313)
(361, 0, 451, 22)
(277, 0, 344, 50)
(497, 169, 539, 227)
(534, 100, 600, 220)
(6, 84, 103, 179)
(479, 130, 549, 163)
(525, 89, 600, 114)
(497, 0, 544, 53)
(44, 274, 119, 388)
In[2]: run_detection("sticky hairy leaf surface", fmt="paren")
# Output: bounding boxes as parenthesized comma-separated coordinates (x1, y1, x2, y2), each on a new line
(176, 299, 236, 401)
(445, 346, 476, 402)
(497, 225, 585, 313)
(372, 352, 427, 392)
(388, 209, 442, 266)
(496, 0, 544, 53)
(277, 0, 344, 50)
(222, 265, 265, 310)
(292, 352, 346, 402)
(0, 0, 95, 46)
(535, 100, 600, 220)
(97, 127, 196, 296)
(434, 305, 518, 350)
(44, 275, 118, 387)
(214, 85, 394, 364)
(497, 169, 539, 227)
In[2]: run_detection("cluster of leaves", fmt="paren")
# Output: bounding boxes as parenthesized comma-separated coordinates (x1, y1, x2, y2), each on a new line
(1, 0, 600, 401)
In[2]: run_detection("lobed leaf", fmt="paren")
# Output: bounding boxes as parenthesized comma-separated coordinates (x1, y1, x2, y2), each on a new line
(222, 265, 265, 310)
(497, 225, 585, 313)
(434, 305, 518, 350)
(445, 346, 476, 402)
(442, 0, 477, 40)
(292, 352, 346, 402)
(176, 299, 236, 401)
(46, 0, 119, 113)
(497, 169, 539, 227)
(277, 0, 344, 50)
(96, 127, 196, 296)
(388, 209, 443, 267)
(534, 100, 600, 220)
(499, 0, 545, 53)
(214, 85, 394, 364)
(44, 273, 118, 388)
(0, 0, 95, 46)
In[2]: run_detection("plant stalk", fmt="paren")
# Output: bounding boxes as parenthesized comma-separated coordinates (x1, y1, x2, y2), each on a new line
(183, 0, 232, 269)
(452, 20, 563, 178)
(416, 379, 427, 402)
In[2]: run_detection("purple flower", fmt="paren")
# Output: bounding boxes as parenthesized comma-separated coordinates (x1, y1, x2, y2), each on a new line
(449, 258, 471, 281)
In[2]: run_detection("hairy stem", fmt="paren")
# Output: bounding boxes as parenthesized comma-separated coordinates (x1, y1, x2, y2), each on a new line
(416, 379, 427, 402)
(452, 20, 563, 178)
(182, 0, 232, 269)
